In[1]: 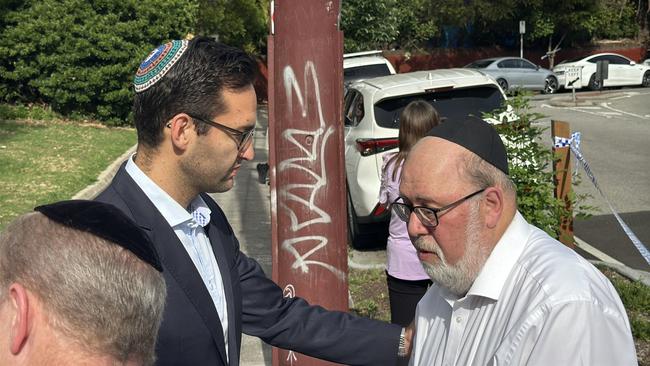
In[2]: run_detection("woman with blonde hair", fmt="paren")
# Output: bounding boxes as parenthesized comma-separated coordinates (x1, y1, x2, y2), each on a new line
(379, 100, 441, 326)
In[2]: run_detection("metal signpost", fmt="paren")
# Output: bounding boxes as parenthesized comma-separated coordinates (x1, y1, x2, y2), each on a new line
(565, 66, 582, 103)
(519, 20, 525, 58)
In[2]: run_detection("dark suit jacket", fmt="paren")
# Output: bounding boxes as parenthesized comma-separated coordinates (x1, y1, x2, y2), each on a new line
(96, 163, 401, 366)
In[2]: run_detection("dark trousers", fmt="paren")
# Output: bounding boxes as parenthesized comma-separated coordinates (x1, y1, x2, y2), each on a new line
(386, 271, 431, 327)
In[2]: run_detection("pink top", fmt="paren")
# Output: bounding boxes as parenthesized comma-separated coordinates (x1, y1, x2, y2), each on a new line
(378, 152, 429, 280)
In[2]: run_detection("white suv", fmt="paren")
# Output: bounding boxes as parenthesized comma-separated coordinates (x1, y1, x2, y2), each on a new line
(343, 68, 508, 248)
(343, 51, 396, 87)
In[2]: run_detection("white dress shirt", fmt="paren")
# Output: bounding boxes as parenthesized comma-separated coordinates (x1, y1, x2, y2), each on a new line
(409, 212, 637, 366)
(125, 156, 229, 359)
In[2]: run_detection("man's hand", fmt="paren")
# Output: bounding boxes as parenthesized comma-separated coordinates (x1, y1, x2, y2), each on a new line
(404, 321, 415, 358)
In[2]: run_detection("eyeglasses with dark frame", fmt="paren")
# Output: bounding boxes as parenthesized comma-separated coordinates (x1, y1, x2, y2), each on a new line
(188, 114, 255, 153)
(391, 188, 486, 228)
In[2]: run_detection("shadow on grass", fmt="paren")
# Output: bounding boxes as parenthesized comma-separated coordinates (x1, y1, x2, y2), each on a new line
(0, 120, 48, 144)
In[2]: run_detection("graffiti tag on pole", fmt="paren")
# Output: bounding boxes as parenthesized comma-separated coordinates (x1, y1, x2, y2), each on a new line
(278, 62, 345, 281)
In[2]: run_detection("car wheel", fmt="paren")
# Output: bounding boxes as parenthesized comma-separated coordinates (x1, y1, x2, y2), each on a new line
(497, 78, 508, 92)
(642, 71, 650, 87)
(588, 74, 602, 91)
(543, 76, 558, 94)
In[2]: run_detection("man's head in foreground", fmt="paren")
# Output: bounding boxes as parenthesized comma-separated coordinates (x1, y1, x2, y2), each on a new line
(398, 116, 517, 296)
(0, 200, 166, 366)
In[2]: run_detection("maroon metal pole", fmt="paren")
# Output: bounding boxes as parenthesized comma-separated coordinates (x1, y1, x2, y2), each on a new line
(268, 1, 347, 365)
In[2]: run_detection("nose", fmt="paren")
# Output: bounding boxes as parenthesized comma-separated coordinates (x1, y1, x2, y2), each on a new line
(239, 142, 255, 161)
(407, 211, 431, 237)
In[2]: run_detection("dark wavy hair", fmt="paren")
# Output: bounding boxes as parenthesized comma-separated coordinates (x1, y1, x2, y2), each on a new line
(133, 36, 258, 148)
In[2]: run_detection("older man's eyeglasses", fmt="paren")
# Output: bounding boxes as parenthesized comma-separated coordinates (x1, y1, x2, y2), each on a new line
(391, 189, 486, 228)
(188, 114, 255, 153)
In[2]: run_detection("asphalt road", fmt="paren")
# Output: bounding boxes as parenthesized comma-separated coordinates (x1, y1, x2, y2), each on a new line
(530, 87, 650, 271)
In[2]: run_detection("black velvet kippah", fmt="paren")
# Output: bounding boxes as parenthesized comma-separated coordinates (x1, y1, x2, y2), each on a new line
(34, 200, 162, 272)
(427, 116, 509, 175)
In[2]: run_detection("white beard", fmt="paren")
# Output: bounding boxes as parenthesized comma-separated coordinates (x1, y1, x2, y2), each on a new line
(416, 201, 490, 296)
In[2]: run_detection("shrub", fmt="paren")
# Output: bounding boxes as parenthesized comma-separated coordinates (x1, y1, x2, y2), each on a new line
(0, 0, 197, 124)
(484, 93, 593, 238)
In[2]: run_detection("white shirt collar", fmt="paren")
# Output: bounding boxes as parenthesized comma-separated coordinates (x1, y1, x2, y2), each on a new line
(125, 155, 211, 228)
(465, 211, 530, 300)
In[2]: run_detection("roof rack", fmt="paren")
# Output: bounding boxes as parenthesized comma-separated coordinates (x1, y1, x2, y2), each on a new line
(343, 50, 383, 58)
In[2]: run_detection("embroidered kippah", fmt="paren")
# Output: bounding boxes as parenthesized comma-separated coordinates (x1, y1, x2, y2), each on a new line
(134, 40, 189, 93)
(35, 200, 163, 272)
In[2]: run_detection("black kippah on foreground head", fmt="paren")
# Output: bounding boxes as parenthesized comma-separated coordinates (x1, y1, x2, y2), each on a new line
(427, 116, 509, 175)
(34, 200, 162, 272)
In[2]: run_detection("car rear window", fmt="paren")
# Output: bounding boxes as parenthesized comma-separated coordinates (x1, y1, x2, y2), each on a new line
(465, 59, 494, 68)
(373, 86, 505, 129)
(344, 64, 392, 83)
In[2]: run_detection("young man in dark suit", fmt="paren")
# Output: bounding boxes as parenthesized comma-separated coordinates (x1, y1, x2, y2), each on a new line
(96, 37, 409, 366)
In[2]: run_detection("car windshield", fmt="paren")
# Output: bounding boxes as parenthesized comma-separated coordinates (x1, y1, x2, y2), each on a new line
(344, 64, 392, 83)
(559, 55, 588, 64)
(465, 59, 494, 68)
(373, 86, 505, 129)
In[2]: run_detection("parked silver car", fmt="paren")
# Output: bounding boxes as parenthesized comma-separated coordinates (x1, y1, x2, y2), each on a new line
(465, 57, 559, 94)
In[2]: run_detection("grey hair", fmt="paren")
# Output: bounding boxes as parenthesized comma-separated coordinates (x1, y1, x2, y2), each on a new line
(0, 212, 166, 365)
(461, 152, 517, 198)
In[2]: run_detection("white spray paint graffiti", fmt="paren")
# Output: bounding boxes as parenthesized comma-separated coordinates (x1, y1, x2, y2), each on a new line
(279, 62, 345, 281)
(283, 284, 298, 365)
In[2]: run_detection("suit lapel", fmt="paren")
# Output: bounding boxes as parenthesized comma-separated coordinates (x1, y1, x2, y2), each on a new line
(110, 167, 229, 365)
(204, 197, 239, 366)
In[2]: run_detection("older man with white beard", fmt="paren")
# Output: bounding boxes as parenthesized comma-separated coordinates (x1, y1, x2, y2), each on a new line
(392, 116, 637, 366)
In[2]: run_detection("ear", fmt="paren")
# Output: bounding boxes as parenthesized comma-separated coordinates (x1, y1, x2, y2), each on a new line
(482, 186, 503, 229)
(8, 284, 30, 355)
(166, 113, 195, 152)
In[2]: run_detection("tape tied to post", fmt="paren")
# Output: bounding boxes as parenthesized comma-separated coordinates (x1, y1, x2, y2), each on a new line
(554, 132, 650, 266)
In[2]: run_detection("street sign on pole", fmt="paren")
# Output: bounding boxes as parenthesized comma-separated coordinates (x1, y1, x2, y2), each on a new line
(519, 20, 525, 58)
(565, 66, 582, 102)
(565, 66, 582, 89)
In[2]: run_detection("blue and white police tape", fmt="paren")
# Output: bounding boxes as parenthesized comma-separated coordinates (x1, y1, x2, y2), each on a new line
(554, 132, 650, 266)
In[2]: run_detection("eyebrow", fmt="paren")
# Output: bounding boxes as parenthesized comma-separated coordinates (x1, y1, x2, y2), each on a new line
(400, 194, 443, 207)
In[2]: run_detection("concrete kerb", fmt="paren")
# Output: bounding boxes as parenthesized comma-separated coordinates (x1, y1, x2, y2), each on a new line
(590, 260, 650, 287)
(547, 90, 626, 107)
(72, 144, 136, 200)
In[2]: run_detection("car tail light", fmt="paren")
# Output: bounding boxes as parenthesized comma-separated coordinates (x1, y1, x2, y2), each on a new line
(371, 203, 388, 217)
(356, 138, 398, 156)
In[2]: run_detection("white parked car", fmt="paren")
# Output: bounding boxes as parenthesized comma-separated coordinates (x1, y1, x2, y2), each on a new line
(343, 69, 510, 248)
(553, 53, 650, 90)
(343, 51, 396, 87)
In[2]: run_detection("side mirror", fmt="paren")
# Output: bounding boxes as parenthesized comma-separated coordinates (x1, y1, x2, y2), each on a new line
(536, 65, 540, 70)
(630, 61, 636, 65)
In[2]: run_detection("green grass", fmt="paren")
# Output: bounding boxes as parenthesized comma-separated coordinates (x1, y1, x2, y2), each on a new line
(0, 105, 135, 230)
(349, 268, 390, 322)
